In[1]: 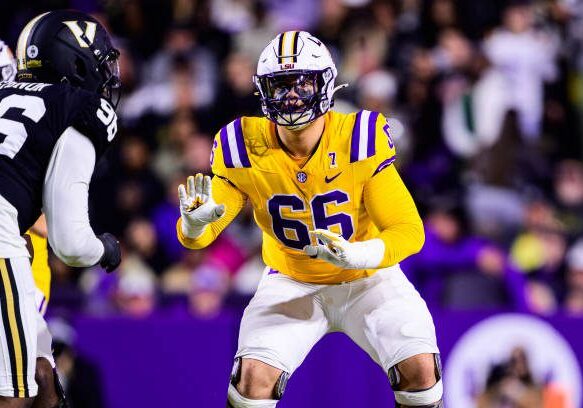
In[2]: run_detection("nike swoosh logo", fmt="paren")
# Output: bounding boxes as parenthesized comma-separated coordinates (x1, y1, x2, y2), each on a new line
(325, 172, 342, 183)
(312, 54, 321, 58)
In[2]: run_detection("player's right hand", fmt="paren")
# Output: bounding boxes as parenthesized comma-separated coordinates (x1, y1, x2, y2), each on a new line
(178, 173, 225, 238)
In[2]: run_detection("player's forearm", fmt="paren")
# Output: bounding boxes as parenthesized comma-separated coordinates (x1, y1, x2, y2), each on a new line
(332, 222, 424, 270)
(50, 222, 104, 266)
(364, 164, 425, 267)
(43, 127, 104, 266)
(176, 218, 218, 249)
(377, 222, 425, 267)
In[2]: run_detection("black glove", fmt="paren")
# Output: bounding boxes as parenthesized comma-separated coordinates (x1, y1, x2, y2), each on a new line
(97, 233, 121, 272)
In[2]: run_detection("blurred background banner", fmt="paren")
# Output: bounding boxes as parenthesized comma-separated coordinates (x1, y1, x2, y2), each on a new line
(443, 313, 582, 408)
(71, 311, 582, 408)
(3, 0, 583, 406)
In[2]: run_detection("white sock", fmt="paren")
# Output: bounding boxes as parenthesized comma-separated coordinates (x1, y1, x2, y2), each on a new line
(394, 379, 443, 406)
(227, 384, 278, 408)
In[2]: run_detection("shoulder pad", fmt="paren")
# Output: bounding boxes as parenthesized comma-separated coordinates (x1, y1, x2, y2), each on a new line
(217, 117, 251, 169)
(72, 94, 118, 157)
(349, 110, 381, 163)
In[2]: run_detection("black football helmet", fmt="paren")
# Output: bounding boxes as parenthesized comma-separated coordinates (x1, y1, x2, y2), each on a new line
(15, 10, 121, 105)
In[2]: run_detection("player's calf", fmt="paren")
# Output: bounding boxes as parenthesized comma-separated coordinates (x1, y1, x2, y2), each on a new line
(30, 359, 66, 408)
(227, 358, 289, 408)
(389, 353, 443, 407)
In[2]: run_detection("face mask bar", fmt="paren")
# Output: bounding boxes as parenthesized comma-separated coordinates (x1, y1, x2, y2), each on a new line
(267, 73, 317, 100)
(81, 30, 122, 108)
(99, 48, 121, 108)
(255, 69, 333, 128)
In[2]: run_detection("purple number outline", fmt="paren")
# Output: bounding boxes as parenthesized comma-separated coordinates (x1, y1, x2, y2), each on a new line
(328, 152, 336, 167)
(383, 120, 394, 149)
(310, 190, 354, 241)
(268, 194, 311, 250)
(210, 139, 218, 166)
(268, 190, 355, 250)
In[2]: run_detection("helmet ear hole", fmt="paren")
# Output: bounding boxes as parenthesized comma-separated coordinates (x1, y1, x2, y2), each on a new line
(74, 56, 86, 79)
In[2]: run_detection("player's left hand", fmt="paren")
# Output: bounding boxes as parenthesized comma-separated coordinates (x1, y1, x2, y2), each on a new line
(303, 229, 383, 270)
(178, 173, 225, 238)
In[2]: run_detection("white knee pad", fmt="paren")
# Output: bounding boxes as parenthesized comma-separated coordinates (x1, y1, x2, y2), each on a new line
(394, 379, 443, 406)
(227, 384, 278, 408)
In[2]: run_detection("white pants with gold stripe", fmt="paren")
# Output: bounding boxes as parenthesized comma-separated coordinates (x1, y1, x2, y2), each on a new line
(0, 257, 54, 398)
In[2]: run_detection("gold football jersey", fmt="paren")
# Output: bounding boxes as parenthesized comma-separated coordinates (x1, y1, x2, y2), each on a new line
(178, 110, 424, 284)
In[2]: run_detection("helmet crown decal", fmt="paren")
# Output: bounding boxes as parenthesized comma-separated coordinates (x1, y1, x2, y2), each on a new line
(62, 21, 97, 48)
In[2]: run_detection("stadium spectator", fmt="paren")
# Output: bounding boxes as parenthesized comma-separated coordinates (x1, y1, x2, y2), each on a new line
(114, 268, 158, 318)
(482, 0, 559, 140)
(49, 318, 106, 408)
(564, 238, 583, 315)
(477, 346, 543, 408)
(402, 197, 521, 310)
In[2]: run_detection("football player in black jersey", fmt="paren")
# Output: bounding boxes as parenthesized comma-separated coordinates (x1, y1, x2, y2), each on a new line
(0, 10, 122, 408)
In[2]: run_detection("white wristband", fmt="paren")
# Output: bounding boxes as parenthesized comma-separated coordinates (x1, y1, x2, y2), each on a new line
(349, 238, 385, 269)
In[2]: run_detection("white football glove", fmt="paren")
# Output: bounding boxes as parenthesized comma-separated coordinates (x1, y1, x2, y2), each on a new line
(303, 229, 385, 270)
(178, 173, 225, 238)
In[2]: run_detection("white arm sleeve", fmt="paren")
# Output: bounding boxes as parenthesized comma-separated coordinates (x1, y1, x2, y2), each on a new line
(43, 126, 104, 267)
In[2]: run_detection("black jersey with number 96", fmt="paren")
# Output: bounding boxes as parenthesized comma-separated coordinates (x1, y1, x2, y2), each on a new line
(0, 81, 117, 234)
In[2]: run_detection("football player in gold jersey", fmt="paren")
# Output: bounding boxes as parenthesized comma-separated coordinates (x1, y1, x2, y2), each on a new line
(28, 216, 51, 317)
(177, 31, 442, 407)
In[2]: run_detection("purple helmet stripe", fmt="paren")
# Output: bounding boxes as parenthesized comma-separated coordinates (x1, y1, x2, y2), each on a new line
(220, 126, 234, 168)
(234, 118, 251, 168)
(350, 111, 363, 163)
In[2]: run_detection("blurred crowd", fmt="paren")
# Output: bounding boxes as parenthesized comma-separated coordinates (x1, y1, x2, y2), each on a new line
(3, 0, 583, 320)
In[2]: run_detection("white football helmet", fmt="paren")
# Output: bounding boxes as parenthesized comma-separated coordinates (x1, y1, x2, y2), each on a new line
(0, 40, 16, 82)
(254, 31, 345, 129)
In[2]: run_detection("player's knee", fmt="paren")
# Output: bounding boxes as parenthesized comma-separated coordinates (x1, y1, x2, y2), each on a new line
(231, 358, 289, 400)
(389, 354, 443, 407)
(392, 353, 440, 390)
(405, 362, 436, 390)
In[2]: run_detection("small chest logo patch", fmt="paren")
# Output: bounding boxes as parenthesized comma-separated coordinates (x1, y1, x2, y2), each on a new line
(296, 171, 307, 183)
